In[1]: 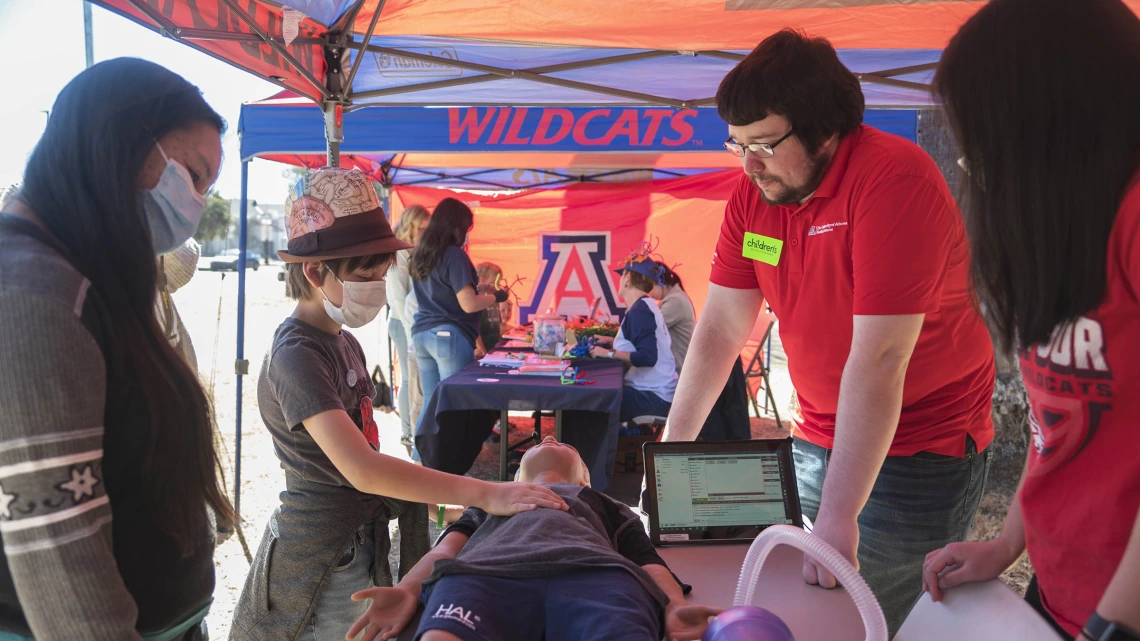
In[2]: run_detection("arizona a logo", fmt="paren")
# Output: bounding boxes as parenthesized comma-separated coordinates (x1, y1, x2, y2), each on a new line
(519, 232, 625, 325)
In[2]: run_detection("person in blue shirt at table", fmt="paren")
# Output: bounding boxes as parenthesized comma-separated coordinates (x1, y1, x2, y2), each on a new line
(409, 198, 510, 426)
(591, 249, 678, 422)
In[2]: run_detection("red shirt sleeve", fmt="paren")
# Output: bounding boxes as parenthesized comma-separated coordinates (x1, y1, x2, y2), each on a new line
(851, 174, 959, 316)
(1116, 184, 1140, 298)
(709, 174, 762, 290)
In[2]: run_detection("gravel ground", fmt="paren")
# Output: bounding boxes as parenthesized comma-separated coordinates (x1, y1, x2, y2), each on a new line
(174, 266, 1027, 637)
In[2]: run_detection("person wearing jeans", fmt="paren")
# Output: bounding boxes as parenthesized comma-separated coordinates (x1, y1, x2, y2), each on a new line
(388, 316, 412, 440)
(659, 30, 996, 636)
(796, 436, 991, 629)
(232, 169, 567, 641)
(413, 323, 476, 409)
(409, 199, 508, 433)
(387, 205, 430, 448)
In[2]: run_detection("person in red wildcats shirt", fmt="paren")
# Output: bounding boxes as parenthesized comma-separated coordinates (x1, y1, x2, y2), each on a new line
(661, 29, 996, 636)
(923, 2, 1140, 640)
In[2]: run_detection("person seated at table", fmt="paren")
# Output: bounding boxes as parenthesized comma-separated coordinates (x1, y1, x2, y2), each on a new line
(474, 261, 509, 350)
(650, 261, 695, 375)
(591, 253, 678, 423)
(347, 436, 722, 641)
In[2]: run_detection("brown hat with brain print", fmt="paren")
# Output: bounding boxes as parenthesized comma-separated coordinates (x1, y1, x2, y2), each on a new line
(278, 167, 412, 263)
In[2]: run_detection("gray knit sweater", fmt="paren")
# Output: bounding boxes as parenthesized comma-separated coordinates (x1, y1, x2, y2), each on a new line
(0, 215, 214, 639)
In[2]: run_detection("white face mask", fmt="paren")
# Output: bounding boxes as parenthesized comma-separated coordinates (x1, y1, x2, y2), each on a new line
(142, 141, 206, 254)
(322, 274, 387, 328)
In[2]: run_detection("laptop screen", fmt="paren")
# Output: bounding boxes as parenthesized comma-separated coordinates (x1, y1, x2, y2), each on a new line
(644, 440, 802, 545)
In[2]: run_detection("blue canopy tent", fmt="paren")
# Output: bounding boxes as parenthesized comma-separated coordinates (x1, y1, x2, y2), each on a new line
(238, 94, 921, 191)
(94, 0, 986, 515)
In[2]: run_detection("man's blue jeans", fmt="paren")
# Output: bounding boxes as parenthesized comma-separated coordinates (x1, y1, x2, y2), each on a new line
(794, 436, 991, 637)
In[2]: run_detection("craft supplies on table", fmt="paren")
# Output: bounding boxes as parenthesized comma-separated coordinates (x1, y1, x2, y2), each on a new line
(508, 357, 570, 376)
(478, 351, 528, 368)
(502, 327, 532, 341)
(533, 313, 568, 355)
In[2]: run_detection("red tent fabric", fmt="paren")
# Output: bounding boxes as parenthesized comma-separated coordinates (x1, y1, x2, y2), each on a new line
(91, 1, 1140, 103)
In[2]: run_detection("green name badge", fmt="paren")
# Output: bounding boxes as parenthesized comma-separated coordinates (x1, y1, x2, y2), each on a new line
(742, 232, 783, 266)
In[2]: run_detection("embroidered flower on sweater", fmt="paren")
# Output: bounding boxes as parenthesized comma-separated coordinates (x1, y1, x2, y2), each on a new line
(0, 484, 17, 519)
(57, 466, 100, 503)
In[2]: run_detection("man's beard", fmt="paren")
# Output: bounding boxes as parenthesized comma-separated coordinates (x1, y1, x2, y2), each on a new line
(752, 151, 831, 206)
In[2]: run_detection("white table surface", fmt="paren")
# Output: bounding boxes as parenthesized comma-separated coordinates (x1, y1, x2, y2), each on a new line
(659, 543, 867, 641)
(659, 543, 1063, 641)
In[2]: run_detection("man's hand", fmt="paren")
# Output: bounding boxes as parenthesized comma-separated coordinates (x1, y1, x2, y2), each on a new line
(803, 510, 860, 589)
(921, 539, 1021, 602)
(593, 335, 615, 347)
(479, 481, 569, 516)
(664, 604, 723, 641)
(589, 345, 611, 359)
(347, 586, 419, 641)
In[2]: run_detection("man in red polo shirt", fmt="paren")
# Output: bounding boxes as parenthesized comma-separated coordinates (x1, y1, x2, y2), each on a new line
(662, 30, 995, 635)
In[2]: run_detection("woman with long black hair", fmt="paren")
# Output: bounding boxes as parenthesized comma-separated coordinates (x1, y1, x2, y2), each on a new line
(0, 58, 233, 640)
(409, 198, 508, 424)
(922, 2, 1140, 639)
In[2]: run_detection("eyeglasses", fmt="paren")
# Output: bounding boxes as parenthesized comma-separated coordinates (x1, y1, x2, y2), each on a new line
(724, 130, 795, 159)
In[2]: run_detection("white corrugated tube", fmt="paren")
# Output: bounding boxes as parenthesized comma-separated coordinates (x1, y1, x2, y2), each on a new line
(732, 524, 888, 641)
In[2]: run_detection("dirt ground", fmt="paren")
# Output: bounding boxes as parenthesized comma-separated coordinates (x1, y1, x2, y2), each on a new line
(175, 265, 1028, 638)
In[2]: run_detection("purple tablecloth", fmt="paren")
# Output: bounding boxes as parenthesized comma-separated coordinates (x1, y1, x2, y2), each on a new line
(415, 357, 624, 492)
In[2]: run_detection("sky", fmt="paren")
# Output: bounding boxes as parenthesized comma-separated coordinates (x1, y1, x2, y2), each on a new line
(0, 0, 295, 205)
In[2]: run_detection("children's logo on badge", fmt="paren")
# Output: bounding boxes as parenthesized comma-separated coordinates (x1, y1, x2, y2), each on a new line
(742, 232, 784, 266)
(347, 369, 358, 387)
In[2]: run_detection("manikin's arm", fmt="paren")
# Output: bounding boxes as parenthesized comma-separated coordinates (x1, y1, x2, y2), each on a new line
(347, 531, 471, 640)
(642, 563, 723, 641)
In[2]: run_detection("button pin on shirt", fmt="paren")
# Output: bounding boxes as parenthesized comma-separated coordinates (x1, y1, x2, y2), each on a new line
(347, 369, 358, 387)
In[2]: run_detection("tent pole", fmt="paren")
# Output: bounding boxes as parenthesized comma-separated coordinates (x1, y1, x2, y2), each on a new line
(324, 102, 342, 167)
(234, 160, 250, 520)
(380, 183, 394, 392)
(380, 184, 391, 219)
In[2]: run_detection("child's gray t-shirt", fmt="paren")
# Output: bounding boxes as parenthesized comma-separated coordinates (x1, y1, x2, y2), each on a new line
(258, 317, 378, 487)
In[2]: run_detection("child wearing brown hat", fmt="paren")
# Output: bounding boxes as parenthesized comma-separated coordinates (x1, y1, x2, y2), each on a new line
(231, 168, 567, 641)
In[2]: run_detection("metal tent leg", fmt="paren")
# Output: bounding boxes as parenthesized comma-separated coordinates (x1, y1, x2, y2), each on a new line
(234, 161, 250, 520)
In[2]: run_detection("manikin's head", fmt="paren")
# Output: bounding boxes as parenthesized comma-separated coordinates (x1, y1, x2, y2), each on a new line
(518, 436, 591, 487)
